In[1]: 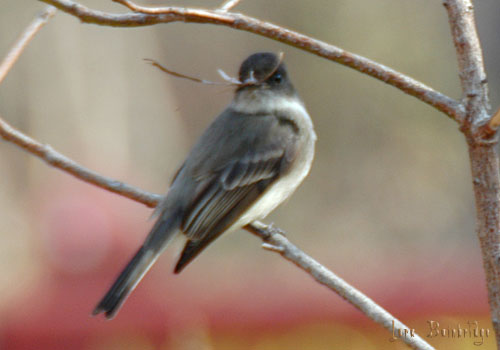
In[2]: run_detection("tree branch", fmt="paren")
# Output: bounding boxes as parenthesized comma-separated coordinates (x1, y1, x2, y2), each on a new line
(247, 222, 434, 350)
(0, 6, 57, 84)
(0, 13, 435, 346)
(38, 0, 464, 123)
(444, 0, 500, 347)
(444, 0, 489, 129)
(10, 2, 498, 349)
(218, 0, 242, 12)
(0, 116, 161, 208)
(0, 112, 434, 350)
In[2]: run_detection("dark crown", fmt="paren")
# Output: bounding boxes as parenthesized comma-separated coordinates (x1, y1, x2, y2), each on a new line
(238, 52, 285, 84)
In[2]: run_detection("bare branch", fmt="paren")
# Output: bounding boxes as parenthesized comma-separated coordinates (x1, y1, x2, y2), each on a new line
(0, 15, 432, 342)
(444, 0, 499, 347)
(246, 222, 434, 350)
(0, 112, 434, 350)
(145, 58, 232, 85)
(38, 0, 464, 122)
(0, 116, 161, 208)
(145, 52, 283, 87)
(9, 2, 494, 349)
(444, 0, 490, 130)
(218, 0, 242, 12)
(0, 6, 57, 84)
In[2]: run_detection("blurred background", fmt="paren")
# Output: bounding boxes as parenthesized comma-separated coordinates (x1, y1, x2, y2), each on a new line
(1, 0, 499, 349)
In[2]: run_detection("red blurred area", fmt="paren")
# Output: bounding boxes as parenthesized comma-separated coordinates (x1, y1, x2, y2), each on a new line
(2, 0, 500, 348)
(0, 185, 494, 350)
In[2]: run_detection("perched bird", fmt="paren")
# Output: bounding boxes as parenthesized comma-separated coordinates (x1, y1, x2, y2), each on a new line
(93, 52, 316, 319)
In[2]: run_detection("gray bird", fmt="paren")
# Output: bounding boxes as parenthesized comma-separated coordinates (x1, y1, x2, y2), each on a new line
(93, 52, 316, 319)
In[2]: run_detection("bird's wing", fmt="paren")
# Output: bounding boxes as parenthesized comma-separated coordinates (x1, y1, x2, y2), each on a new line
(182, 146, 285, 239)
(173, 111, 299, 272)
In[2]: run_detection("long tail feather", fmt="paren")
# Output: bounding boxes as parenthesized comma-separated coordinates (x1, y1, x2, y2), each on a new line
(92, 246, 158, 319)
(93, 213, 180, 319)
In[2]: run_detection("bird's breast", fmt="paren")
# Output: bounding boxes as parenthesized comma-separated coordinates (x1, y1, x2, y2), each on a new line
(234, 99, 316, 226)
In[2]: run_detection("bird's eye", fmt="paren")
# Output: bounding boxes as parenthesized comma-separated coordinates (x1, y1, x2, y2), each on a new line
(271, 73, 283, 84)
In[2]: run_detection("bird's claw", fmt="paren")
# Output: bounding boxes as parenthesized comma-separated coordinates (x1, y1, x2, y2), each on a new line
(262, 242, 285, 253)
(268, 222, 286, 236)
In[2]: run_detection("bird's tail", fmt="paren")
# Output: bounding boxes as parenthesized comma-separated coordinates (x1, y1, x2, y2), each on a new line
(92, 245, 158, 319)
(92, 214, 179, 319)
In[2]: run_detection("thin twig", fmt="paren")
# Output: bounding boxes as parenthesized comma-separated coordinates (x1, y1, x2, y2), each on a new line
(0, 116, 161, 208)
(0, 6, 57, 84)
(218, 0, 242, 12)
(0, 112, 434, 350)
(145, 59, 234, 85)
(38, 0, 464, 122)
(112, 0, 178, 14)
(148, 52, 283, 87)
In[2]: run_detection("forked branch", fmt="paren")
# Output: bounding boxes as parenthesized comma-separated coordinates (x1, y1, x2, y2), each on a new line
(444, 0, 499, 347)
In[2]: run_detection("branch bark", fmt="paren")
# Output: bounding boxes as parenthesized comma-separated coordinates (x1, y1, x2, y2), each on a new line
(218, 0, 242, 12)
(0, 7, 436, 348)
(247, 222, 434, 349)
(0, 113, 434, 350)
(0, 6, 57, 84)
(38, 0, 464, 123)
(444, 0, 499, 347)
(3, 0, 498, 348)
(0, 117, 161, 208)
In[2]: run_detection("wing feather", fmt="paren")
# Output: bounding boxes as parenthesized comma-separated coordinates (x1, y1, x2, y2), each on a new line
(183, 185, 218, 233)
(172, 108, 301, 272)
(182, 151, 283, 241)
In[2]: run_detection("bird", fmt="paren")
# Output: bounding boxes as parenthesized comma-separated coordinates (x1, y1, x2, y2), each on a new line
(92, 52, 316, 319)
